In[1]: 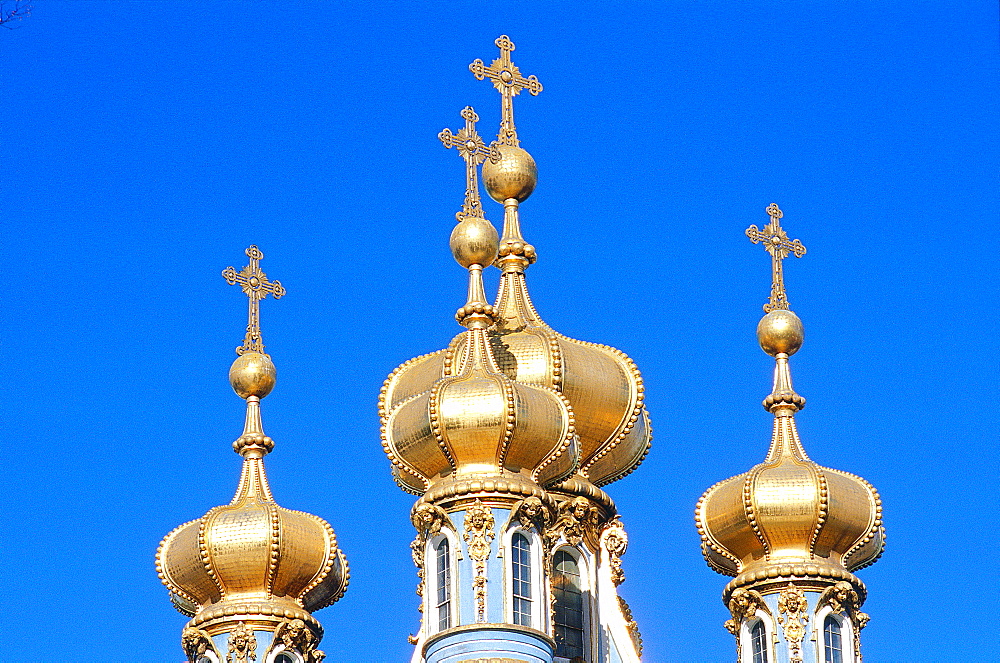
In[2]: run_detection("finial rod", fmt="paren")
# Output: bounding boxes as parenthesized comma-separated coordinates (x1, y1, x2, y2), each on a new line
(222, 245, 286, 356)
(469, 35, 543, 147)
(746, 204, 806, 312)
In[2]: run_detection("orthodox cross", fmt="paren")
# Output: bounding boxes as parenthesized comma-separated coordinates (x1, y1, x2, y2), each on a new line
(439, 106, 499, 220)
(746, 203, 807, 312)
(469, 34, 543, 147)
(222, 245, 286, 355)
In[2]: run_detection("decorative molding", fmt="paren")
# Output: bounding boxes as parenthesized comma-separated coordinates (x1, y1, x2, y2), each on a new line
(409, 503, 454, 640)
(618, 596, 643, 657)
(819, 581, 870, 662)
(776, 584, 809, 663)
(463, 499, 496, 622)
(264, 619, 325, 662)
(181, 626, 220, 662)
(600, 516, 628, 586)
(547, 496, 600, 551)
(723, 587, 769, 635)
(226, 622, 257, 663)
(511, 496, 550, 532)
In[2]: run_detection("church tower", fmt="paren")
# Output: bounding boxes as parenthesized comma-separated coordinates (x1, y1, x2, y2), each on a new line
(695, 206, 885, 663)
(380, 36, 651, 663)
(157, 246, 349, 663)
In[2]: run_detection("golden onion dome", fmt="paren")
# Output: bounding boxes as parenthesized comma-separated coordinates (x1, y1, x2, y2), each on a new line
(157, 352, 349, 633)
(695, 309, 884, 590)
(381, 215, 579, 498)
(382, 149, 650, 490)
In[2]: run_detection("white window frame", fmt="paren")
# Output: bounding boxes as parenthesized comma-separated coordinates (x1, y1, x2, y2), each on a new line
(193, 653, 220, 663)
(265, 647, 304, 663)
(426, 530, 460, 635)
(739, 611, 775, 663)
(814, 607, 855, 663)
(551, 545, 592, 663)
(501, 526, 545, 629)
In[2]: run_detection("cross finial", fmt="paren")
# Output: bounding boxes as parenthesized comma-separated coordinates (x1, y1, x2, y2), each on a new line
(439, 106, 500, 220)
(222, 245, 286, 356)
(746, 203, 807, 312)
(469, 35, 543, 147)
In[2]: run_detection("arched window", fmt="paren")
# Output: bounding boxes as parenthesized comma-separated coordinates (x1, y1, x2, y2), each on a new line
(511, 532, 532, 626)
(435, 538, 452, 630)
(823, 615, 844, 663)
(750, 619, 768, 663)
(552, 549, 585, 659)
(274, 653, 297, 663)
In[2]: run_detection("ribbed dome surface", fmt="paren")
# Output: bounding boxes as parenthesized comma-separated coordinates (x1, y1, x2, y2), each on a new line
(696, 412, 884, 578)
(381, 321, 578, 494)
(157, 398, 349, 621)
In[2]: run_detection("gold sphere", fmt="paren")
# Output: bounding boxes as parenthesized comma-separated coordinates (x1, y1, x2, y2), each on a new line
(230, 351, 276, 398)
(757, 309, 804, 356)
(482, 145, 537, 202)
(450, 216, 499, 268)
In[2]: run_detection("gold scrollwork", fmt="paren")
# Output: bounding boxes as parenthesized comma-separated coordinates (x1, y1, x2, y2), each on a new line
(777, 584, 809, 663)
(226, 622, 257, 663)
(547, 496, 601, 551)
(818, 581, 870, 663)
(463, 499, 495, 622)
(181, 626, 219, 662)
(263, 618, 325, 662)
(723, 587, 770, 636)
(600, 516, 629, 586)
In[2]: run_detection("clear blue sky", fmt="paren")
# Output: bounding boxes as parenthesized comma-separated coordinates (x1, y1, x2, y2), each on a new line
(3, 2, 997, 661)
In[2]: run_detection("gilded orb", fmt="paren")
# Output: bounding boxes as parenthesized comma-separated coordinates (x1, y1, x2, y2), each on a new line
(482, 145, 537, 202)
(230, 351, 276, 398)
(757, 309, 804, 356)
(450, 216, 499, 268)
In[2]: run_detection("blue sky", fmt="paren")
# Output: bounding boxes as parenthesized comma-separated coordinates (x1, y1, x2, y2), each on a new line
(3, 2, 997, 661)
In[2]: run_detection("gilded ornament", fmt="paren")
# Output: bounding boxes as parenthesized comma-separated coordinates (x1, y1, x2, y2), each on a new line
(548, 496, 600, 549)
(746, 203, 806, 312)
(181, 627, 219, 662)
(226, 622, 257, 663)
(222, 244, 285, 356)
(511, 495, 551, 532)
(482, 144, 537, 203)
(440, 106, 500, 221)
(617, 596, 643, 657)
(600, 517, 629, 586)
(265, 618, 325, 662)
(723, 587, 769, 635)
(469, 35, 542, 148)
(463, 499, 495, 622)
(777, 584, 809, 663)
(819, 581, 870, 663)
(757, 309, 804, 357)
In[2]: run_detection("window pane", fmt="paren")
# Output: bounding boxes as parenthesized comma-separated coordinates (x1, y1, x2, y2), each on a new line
(824, 616, 843, 663)
(751, 621, 768, 663)
(553, 549, 585, 658)
(436, 539, 451, 630)
(512, 534, 532, 627)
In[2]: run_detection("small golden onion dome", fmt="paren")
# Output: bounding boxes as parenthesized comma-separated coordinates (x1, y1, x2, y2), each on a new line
(482, 144, 537, 203)
(695, 314, 883, 590)
(381, 225, 578, 496)
(156, 395, 349, 632)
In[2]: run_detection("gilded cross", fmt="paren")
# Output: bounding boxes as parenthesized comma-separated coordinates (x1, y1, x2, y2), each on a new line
(746, 203, 807, 312)
(469, 35, 543, 147)
(222, 245, 286, 355)
(439, 106, 499, 220)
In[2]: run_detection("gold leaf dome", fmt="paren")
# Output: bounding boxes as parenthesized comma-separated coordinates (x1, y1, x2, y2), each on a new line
(380, 216, 579, 498)
(695, 313, 884, 591)
(157, 393, 349, 632)
(381, 200, 651, 490)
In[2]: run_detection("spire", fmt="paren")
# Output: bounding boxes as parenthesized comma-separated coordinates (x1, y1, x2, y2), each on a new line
(696, 205, 884, 663)
(157, 246, 348, 663)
